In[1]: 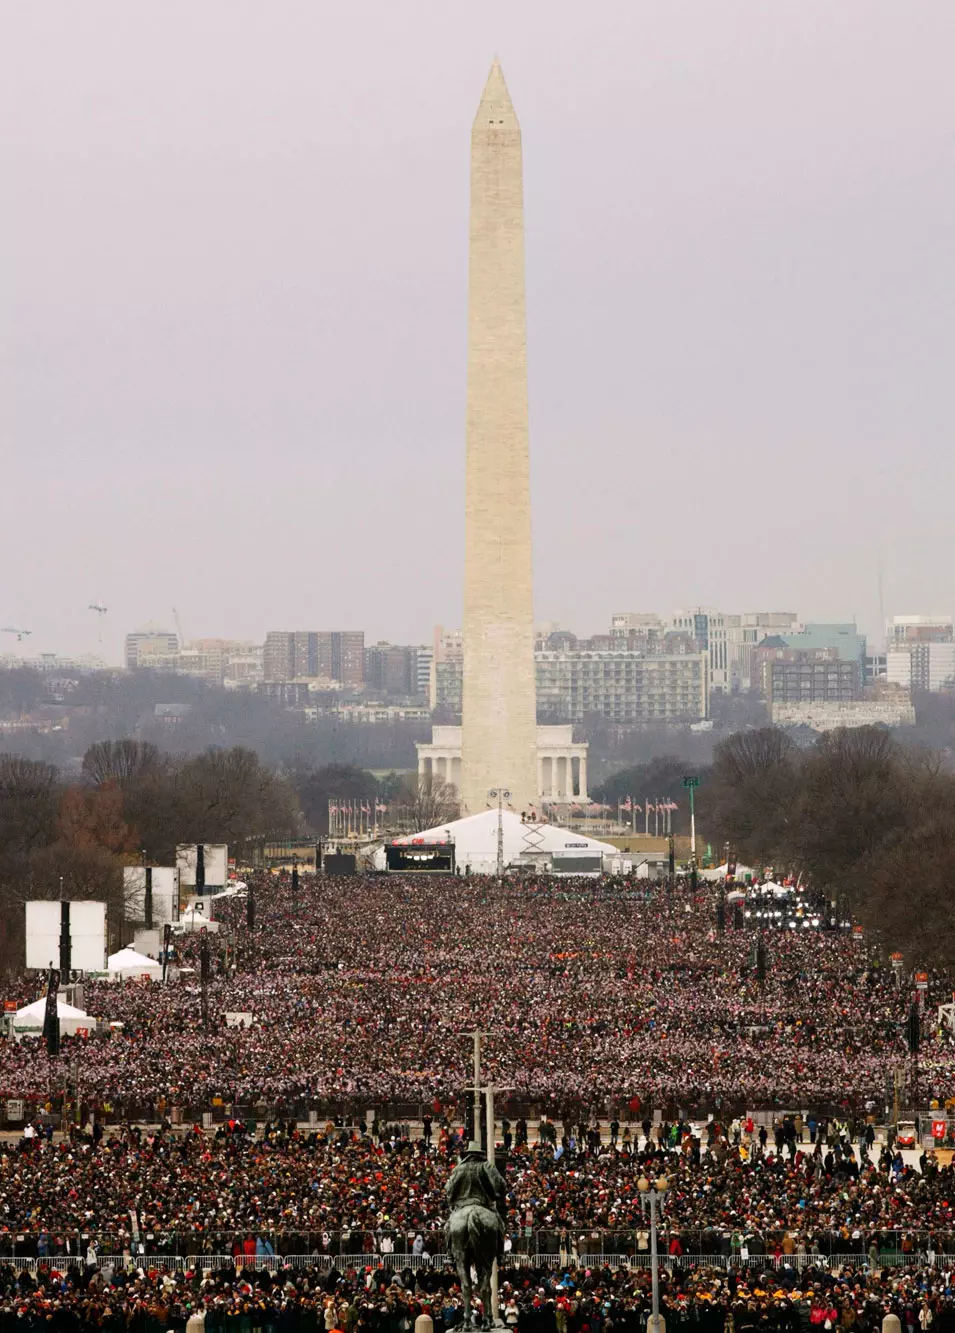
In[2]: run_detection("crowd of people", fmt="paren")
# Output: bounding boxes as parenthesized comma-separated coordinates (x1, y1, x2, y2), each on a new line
(0, 869, 954, 1310)
(0, 1111, 952, 1258)
(1, 872, 953, 1117)
(3, 1252, 955, 1333)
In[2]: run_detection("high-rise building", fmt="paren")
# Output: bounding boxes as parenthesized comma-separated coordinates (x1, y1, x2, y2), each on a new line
(725, 612, 799, 692)
(535, 649, 708, 724)
(886, 614, 954, 648)
(263, 630, 365, 685)
(883, 616, 954, 694)
(887, 641, 955, 693)
(365, 642, 417, 696)
(263, 632, 296, 683)
(125, 627, 178, 670)
(459, 60, 538, 815)
(768, 657, 860, 705)
(413, 646, 433, 701)
(668, 609, 729, 692)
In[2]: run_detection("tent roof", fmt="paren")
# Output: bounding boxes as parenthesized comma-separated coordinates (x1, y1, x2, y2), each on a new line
(15, 996, 88, 1021)
(108, 947, 160, 969)
(390, 809, 616, 870)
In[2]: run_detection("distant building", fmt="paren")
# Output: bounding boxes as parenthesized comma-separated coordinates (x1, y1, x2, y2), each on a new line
(725, 612, 799, 692)
(864, 653, 887, 687)
(414, 646, 433, 700)
(668, 609, 729, 692)
(125, 628, 178, 670)
(886, 615, 954, 648)
(887, 642, 955, 693)
(309, 702, 431, 724)
(364, 642, 418, 697)
(768, 657, 860, 705)
(882, 617, 954, 694)
(535, 649, 708, 724)
(142, 638, 262, 686)
(263, 630, 365, 685)
(431, 626, 464, 712)
(772, 697, 915, 732)
(0, 652, 107, 674)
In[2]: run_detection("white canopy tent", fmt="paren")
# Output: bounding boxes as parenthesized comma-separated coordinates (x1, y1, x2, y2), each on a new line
(699, 862, 758, 882)
(376, 809, 617, 876)
(11, 996, 91, 1040)
(106, 947, 163, 981)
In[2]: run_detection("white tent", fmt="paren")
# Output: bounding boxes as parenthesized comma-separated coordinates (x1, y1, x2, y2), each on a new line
(106, 947, 163, 981)
(377, 809, 617, 876)
(175, 907, 220, 933)
(11, 996, 91, 1040)
(699, 862, 758, 882)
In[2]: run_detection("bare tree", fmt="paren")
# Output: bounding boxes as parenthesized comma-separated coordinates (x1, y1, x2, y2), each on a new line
(82, 739, 162, 789)
(400, 773, 460, 831)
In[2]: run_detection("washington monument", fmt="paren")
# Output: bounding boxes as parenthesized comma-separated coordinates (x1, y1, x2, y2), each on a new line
(460, 60, 538, 817)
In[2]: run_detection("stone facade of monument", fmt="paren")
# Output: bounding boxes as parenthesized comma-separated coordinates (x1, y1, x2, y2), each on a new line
(460, 60, 539, 817)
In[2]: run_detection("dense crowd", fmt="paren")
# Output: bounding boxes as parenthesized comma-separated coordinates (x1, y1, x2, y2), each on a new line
(4, 1253, 955, 1333)
(0, 1115, 953, 1257)
(2, 873, 953, 1115)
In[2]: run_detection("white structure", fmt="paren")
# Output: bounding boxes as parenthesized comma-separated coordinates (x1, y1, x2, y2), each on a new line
(123, 866, 179, 924)
(378, 808, 615, 876)
(105, 947, 163, 981)
(459, 60, 538, 817)
(886, 614, 954, 648)
(25, 900, 106, 973)
(887, 642, 955, 693)
(772, 698, 915, 731)
(11, 996, 91, 1040)
(176, 843, 228, 889)
(418, 724, 588, 803)
(125, 627, 178, 670)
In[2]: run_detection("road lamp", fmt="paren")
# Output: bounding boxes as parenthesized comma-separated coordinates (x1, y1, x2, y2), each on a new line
(487, 788, 511, 881)
(637, 1173, 668, 1333)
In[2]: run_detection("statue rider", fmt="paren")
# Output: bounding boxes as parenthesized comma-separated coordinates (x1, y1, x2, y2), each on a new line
(446, 1139, 507, 1221)
(445, 1140, 507, 1328)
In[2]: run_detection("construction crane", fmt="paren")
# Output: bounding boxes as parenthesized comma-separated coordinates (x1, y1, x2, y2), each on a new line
(172, 607, 185, 647)
(88, 604, 107, 644)
(0, 627, 32, 642)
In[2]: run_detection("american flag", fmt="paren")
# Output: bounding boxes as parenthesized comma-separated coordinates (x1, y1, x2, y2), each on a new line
(375, 802, 387, 813)
(620, 796, 632, 811)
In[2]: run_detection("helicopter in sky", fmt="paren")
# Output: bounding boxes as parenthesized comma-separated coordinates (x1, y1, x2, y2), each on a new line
(0, 628, 32, 642)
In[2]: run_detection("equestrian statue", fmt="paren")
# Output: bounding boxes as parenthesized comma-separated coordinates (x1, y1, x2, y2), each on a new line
(445, 1141, 506, 1329)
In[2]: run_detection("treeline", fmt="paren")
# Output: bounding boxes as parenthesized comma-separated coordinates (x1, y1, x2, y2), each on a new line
(0, 740, 300, 972)
(0, 667, 427, 770)
(699, 726, 955, 964)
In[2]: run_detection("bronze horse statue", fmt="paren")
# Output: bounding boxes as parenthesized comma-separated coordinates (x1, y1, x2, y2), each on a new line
(445, 1144, 506, 1329)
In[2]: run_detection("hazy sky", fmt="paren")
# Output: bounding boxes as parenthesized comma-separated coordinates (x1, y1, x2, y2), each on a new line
(3, 1, 953, 664)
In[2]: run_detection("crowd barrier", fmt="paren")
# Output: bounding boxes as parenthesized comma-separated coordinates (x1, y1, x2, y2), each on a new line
(0, 1231, 946, 1260)
(2, 1252, 944, 1275)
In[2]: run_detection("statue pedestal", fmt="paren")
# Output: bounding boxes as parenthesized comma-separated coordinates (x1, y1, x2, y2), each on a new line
(415, 1316, 434, 1333)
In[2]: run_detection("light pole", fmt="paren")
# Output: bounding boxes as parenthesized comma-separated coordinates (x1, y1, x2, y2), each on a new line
(682, 776, 699, 866)
(637, 1173, 668, 1333)
(487, 789, 511, 881)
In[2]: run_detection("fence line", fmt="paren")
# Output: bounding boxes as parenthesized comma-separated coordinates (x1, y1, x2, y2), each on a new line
(2, 1252, 944, 1275)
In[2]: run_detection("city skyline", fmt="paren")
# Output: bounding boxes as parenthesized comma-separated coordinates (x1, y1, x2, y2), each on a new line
(4, 2, 954, 661)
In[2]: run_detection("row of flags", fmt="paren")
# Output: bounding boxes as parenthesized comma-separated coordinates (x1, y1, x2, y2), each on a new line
(617, 797, 679, 813)
(328, 800, 388, 815)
